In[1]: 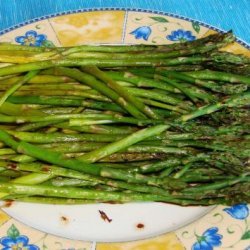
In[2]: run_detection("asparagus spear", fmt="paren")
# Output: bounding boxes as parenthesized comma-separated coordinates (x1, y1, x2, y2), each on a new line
(0, 182, 229, 205)
(0, 129, 186, 190)
(83, 66, 159, 119)
(0, 31, 249, 206)
(185, 70, 250, 86)
(76, 125, 168, 163)
(0, 70, 39, 107)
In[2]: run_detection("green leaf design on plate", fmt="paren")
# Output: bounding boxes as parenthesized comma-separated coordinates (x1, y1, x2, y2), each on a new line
(192, 21, 200, 33)
(42, 243, 48, 249)
(7, 224, 20, 239)
(41, 40, 55, 48)
(150, 16, 169, 23)
(241, 230, 250, 240)
(181, 230, 189, 237)
(227, 227, 235, 234)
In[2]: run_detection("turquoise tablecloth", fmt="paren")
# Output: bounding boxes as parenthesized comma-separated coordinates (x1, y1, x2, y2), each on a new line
(0, 0, 249, 44)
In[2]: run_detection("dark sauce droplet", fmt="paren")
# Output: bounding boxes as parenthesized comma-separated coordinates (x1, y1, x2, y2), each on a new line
(99, 210, 112, 223)
(41, 166, 51, 172)
(4, 200, 14, 208)
(7, 163, 17, 170)
(60, 215, 69, 225)
(136, 223, 145, 229)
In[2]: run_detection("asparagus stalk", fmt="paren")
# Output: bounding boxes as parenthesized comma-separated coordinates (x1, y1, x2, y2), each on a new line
(0, 129, 186, 190)
(0, 56, 210, 77)
(83, 66, 159, 119)
(185, 70, 250, 86)
(105, 71, 179, 93)
(0, 182, 228, 205)
(180, 92, 250, 122)
(0, 70, 39, 107)
(77, 124, 169, 163)
(0, 32, 248, 206)
(1, 196, 97, 205)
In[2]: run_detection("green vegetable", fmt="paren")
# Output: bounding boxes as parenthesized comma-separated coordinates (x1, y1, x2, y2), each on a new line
(0, 31, 249, 206)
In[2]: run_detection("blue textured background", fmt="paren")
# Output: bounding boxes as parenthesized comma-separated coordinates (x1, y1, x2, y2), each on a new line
(0, 0, 249, 44)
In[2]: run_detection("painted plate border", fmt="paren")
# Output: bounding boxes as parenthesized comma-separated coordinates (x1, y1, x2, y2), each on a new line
(0, 7, 249, 48)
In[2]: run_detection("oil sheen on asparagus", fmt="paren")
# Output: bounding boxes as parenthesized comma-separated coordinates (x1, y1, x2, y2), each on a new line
(0, 31, 249, 206)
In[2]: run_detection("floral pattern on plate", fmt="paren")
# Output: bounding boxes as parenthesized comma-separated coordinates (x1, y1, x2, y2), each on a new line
(124, 11, 208, 44)
(223, 203, 249, 220)
(166, 29, 196, 42)
(0, 224, 39, 250)
(130, 26, 152, 41)
(0, 19, 60, 46)
(191, 227, 222, 250)
(177, 204, 250, 250)
(15, 30, 55, 47)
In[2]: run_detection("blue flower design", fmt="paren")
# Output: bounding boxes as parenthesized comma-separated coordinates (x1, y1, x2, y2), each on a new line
(166, 29, 196, 42)
(223, 203, 249, 220)
(130, 26, 152, 41)
(15, 30, 47, 46)
(0, 235, 39, 250)
(192, 227, 222, 250)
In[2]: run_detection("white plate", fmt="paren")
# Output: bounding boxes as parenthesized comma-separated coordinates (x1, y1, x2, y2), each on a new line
(3, 202, 211, 242)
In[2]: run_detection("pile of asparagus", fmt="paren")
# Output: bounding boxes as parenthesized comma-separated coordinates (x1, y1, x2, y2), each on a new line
(0, 31, 249, 206)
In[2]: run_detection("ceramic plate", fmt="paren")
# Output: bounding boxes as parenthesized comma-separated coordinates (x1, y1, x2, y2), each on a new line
(0, 8, 249, 249)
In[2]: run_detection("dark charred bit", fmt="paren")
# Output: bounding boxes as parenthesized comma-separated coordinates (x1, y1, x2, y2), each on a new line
(136, 223, 145, 229)
(7, 163, 17, 170)
(41, 166, 51, 172)
(196, 102, 204, 108)
(3, 200, 14, 208)
(103, 200, 122, 204)
(99, 210, 112, 223)
(221, 96, 229, 104)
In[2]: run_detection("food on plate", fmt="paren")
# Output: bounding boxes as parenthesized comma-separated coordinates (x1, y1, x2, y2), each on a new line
(0, 31, 249, 206)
